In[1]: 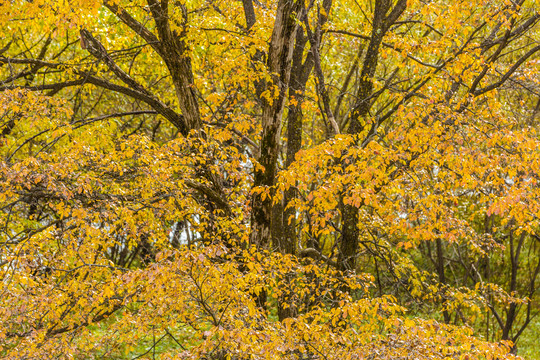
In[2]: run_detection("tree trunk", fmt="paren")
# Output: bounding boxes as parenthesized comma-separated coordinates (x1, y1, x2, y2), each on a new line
(250, 0, 303, 249)
(339, 0, 407, 272)
(276, 21, 314, 255)
(436, 238, 451, 323)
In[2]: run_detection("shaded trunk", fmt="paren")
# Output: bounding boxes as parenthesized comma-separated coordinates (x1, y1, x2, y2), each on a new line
(275, 0, 331, 257)
(276, 25, 315, 321)
(339, 0, 407, 272)
(250, 0, 303, 249)
(339, 199, 360, 271)
(146, 0, 201, 133)
(276, 23, 314, 256)
(435, 238, 451, 323)
(502, 232, 525, 340)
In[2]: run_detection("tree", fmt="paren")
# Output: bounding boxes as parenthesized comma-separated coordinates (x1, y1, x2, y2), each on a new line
(1, 0, 539, 358)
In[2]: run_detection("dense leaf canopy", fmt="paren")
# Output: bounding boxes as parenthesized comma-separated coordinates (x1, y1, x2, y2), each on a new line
(1, 0, 540, 359)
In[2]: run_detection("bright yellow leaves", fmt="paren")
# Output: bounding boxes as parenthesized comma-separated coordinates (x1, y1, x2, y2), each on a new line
(0, 0, 539, 358)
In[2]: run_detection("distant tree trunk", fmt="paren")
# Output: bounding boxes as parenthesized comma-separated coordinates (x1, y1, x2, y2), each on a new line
(435, 238, 451, 323)
(502, 231, 525, 340)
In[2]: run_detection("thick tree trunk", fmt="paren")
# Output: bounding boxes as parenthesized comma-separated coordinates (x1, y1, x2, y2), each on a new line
(146, 0, 201, 133)
(275, 26, 314, 321)
(250, 0, 303, 249)
(276, 25, 314, 255)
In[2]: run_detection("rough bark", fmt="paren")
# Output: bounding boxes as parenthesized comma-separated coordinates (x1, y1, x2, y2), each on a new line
(339, 0, 407, 272)
(250, 0, 303, 249)
(278, 26, 313, 256)
(104, 0, 201, 134)
(242, 0, 257, 30)
(146, 0, 201, 133)
(274, 1, 332, 256)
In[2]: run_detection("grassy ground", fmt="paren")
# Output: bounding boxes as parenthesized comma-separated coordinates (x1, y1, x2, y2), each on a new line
(516, 316, 540, 359)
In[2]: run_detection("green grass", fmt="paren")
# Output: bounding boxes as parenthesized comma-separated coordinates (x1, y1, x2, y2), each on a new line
(516, 316, 540, 360)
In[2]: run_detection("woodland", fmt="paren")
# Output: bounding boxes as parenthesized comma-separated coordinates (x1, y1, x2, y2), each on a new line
(1, 0, 540, 359)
